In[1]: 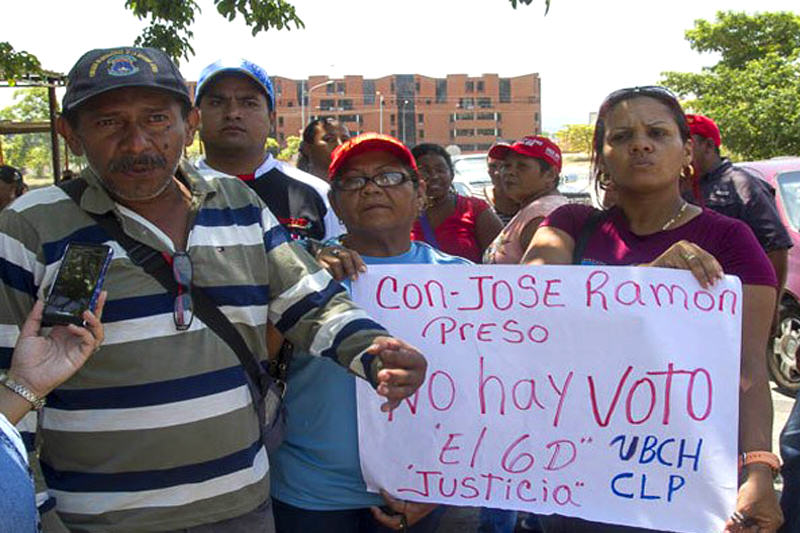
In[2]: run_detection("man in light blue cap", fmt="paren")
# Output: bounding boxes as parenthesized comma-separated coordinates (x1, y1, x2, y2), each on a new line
(195, 58, 344, 242)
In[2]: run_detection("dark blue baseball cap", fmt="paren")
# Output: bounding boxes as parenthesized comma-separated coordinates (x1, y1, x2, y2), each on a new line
(62, 47, 191, 115)
(195, 59, 275, 111)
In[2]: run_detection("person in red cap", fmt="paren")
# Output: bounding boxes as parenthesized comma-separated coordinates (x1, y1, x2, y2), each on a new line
(483, 135, 569, 265)
(270, 133, 457, 533)
(686, 113, 791, 323)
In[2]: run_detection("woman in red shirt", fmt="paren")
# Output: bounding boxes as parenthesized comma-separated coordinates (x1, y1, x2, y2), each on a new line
(410, 143, 502, 262)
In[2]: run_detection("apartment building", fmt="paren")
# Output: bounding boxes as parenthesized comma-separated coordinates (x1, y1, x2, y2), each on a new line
(271, 73, 541, 152)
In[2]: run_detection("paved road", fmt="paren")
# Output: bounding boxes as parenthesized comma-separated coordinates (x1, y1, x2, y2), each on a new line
(435, 387, 796, 532)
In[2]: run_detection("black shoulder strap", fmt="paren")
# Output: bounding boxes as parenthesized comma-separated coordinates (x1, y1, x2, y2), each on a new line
(59, 179, 274, 398)
(572, 209, 608, 265)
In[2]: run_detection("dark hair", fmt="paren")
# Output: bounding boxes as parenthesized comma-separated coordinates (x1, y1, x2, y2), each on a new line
(62, 95, 192, 129)
(0, 165, 24, 195)
(411, 143, 453, 176)
(302, 117, 343, 143)
(591, 86, 690, 188)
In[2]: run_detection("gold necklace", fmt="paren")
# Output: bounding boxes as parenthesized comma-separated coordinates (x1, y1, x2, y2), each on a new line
(661, 201, 688, 231)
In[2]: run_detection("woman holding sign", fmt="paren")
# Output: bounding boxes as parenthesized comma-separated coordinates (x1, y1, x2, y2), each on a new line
(523, 87, 782, 532)
(270, 133, 468, 533)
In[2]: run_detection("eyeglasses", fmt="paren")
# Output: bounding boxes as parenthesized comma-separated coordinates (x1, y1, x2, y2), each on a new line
(332, 171, 411, 191)
(172, 251, 193, 331)
(600, 86, 679, 109)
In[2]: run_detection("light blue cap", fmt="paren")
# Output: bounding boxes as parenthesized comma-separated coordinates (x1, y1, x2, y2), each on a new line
(195, 58, 275, 111)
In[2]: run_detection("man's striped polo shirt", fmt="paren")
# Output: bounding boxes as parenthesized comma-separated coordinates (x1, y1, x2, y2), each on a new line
(0, 162, 388, 531)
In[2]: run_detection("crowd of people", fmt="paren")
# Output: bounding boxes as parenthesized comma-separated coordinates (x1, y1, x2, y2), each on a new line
(0, 47, 794, 533)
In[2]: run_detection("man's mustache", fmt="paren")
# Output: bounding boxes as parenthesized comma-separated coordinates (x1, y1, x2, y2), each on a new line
(108, 154, 167, 173)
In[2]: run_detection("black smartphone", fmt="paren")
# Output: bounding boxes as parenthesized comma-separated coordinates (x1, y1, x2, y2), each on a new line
(42, 242, 113, 327)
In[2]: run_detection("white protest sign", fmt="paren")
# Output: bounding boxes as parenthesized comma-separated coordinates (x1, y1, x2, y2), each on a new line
(353, 265, 740, 533)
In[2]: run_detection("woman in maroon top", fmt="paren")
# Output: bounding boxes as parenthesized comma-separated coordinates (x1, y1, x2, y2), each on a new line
(410, 144, 502, 262)
(524, 87, 782, 532)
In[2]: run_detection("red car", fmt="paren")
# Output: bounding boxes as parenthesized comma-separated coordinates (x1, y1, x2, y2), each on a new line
(738, 157, 800, 394)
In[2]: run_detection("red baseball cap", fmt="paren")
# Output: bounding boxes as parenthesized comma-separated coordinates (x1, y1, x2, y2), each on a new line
(328, 133, 417, 180)
(686, 114, 721, 147)
(488, 135, 562, 173)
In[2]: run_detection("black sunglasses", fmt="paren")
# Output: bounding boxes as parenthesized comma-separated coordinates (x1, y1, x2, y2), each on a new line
(600, 86, 679, 109)
(172, 251, 193, 331)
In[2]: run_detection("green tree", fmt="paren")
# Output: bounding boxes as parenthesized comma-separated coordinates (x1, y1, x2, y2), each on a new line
(278, 135, 301, 162)
(1, 0, 304, 76)
(555, 124, 593, 154)
(662, 11, 800, 159)
(0, 89, 55, 177)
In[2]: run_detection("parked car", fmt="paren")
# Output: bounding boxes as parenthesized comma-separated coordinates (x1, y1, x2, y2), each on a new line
(452, 153, 591, 203)
(739, 157, 800, 394)
(452, 154, 491, 200)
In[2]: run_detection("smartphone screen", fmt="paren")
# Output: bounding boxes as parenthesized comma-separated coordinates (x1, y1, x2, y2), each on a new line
(42, 242, 113, 327)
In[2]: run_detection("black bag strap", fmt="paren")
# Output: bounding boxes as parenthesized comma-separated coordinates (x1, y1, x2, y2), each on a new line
(572, 209, 608, 265)
(59, 179, 274, 400)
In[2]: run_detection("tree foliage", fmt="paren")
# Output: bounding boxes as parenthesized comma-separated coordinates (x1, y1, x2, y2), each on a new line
(662, 11, 800, 160)
(684, 11, 800, 69)
(509, 0, 550, 14)
(0, 89, 56, 177)
(1, 1, 304, 74)
(0, 42, 43, 84)
(126, 0, 304, 63)
(278, 135, 301, 162)
(555, 124, 593, 154)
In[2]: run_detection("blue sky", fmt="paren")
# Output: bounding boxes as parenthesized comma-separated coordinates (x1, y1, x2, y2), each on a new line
(2, 0, 798, 133)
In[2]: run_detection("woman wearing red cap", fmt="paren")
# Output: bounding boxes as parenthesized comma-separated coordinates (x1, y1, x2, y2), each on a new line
(483, 135, 568, 265)
(270, 133, 458, 533)
(524, 87, 782, 532)
(410, 143, 503, 262)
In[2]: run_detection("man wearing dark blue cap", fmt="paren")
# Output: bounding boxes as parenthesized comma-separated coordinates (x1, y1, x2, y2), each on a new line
(0, 47, 427, 532)
(195, 59, 344, 241)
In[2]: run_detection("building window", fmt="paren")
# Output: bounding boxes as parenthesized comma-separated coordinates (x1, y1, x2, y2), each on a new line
(435, 79, 447, 104)
(456, 129, 475, 137)
(477, 81, 485, 93)
(275, 82, 282, 96)
(476, 112, 494, 120)
(477, 97, 492, 108)
(458, 97, 474, 109)
(338, 99, 353, 110)
(390, 114, 396, 125)
(287, 101, 294, 107)
(456, 112, 474, 120)
(336, 82, 345, 94)
(320, 99, 335, 111)
(499, 78, 511, 103)
(418, 113, 424, 124)
(391, 81, 395, 93)
(326, 83, 334, 94)
(391, 129, 396, 137)
(497, 113, 502, 122)
(415, 81, 420, 92)
(477, 128, 496, 136)
(425, 98, 431, 105)
(460, 144, 477, 151)
(340, 114, 359, 123)
(418, 129, 424, 139)
(279, 132, 285, 142)
(477, 143, 492, 151)
(278, 116, 284, 127)
(465, 81, 474, 93)
(535, 112, 540, 123)
(363, 80, 376, 105)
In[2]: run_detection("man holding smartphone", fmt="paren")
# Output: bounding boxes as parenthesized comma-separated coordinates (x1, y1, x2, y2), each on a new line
(0, 47, 426, 533)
